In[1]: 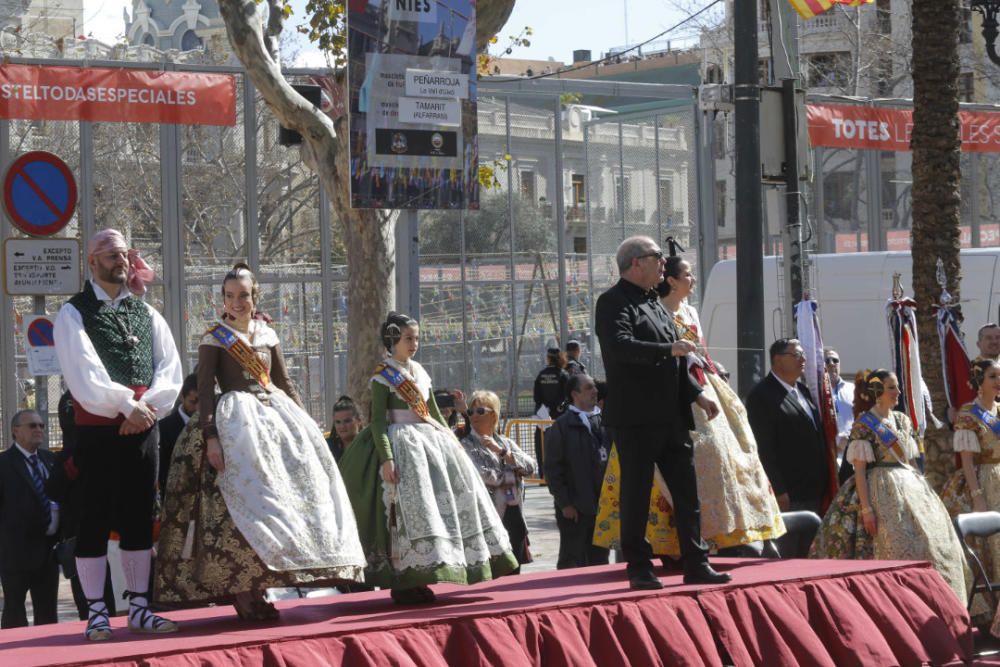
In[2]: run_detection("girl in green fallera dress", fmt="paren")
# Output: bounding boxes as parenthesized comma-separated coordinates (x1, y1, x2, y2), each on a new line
(339, 312, 518, 604)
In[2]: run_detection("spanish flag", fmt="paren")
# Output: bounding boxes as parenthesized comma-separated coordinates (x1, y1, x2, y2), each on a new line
(787, 0, 873, 20)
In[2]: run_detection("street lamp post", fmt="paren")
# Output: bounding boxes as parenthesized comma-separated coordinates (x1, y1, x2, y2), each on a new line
(972, 0, 1000, 65)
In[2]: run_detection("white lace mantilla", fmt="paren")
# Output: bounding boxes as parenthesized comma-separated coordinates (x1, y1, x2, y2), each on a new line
(215, 389, 366, 572)
(372, 356, 433, 399)
(381, 420, 513, 574)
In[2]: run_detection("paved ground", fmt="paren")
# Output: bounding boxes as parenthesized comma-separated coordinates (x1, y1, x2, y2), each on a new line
(8, 483, 584, 626)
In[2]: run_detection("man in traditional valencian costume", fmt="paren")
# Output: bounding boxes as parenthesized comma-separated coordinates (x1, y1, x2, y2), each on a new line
(54, 229, 182, 641)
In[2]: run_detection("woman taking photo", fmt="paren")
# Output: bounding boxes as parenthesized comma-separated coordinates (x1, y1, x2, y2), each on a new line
(460, 390, 536, 572)
(154, 263, 365, 620)
(811, 369, 968, 604)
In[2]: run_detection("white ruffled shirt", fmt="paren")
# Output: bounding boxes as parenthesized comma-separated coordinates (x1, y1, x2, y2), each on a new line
(952, 400, 1000, 453)
(54, 280, 182, 419)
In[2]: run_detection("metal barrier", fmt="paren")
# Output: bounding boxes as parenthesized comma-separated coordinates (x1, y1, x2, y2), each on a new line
(503, 418, 553, 485)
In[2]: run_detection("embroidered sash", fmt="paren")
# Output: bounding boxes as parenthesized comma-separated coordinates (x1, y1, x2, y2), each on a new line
(208, 323, 271, 387)
(374, 362, 456, 438)
(971, 402, 1000, 438)
(857, 411, 908, 463)
(375, 363, 429, 419)
(671, 312, 718, 378)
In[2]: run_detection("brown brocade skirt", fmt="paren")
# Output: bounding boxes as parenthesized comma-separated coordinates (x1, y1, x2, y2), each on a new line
(152, 417, 354, 608)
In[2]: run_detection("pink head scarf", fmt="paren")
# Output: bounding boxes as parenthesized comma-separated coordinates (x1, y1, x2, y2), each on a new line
(87, 229, 155, 296)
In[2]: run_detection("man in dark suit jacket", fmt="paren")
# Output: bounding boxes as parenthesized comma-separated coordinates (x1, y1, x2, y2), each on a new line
(158, 373, 198, 501)
(544, 373, 610, 569)
(596, 235, 730, 589)
(0, 409, 60, 628)
(746, 338, 831, 551)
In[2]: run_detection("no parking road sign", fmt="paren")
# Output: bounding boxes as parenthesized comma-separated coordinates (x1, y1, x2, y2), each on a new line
(22, 314, 61, 376)
(3, 151, 77, 236)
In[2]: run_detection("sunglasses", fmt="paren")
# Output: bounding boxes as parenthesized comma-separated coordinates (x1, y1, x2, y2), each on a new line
(467, 406, 495, 417)
(825, 357, 840, 364)
(777, 351, 806, 360)
(637, 250, 664, 261)
(17, 422, 45, 429)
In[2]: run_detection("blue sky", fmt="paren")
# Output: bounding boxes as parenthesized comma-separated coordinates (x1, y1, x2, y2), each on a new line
(86, 0, 707, 65)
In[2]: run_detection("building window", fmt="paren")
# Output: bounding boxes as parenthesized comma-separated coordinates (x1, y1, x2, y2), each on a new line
(758, 58, 771, 85)
(571, 174, 585, 205)
(658, 178, 674, 221)
(715, 180, 726, 227)
(615, 174, 631, 215)
(519, 170, 536, 203)
(876, 0, 892, 35)
(960, 1, 972, 44)
(959, 72, 974, 102)
(806, 53, 851, 89)
(573, 236, 587, 253)
(705, 64, 723, 84)
(181, 30, 203, 51)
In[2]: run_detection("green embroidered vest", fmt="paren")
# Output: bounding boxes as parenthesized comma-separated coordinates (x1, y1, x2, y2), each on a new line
(68, 282, 154, 386)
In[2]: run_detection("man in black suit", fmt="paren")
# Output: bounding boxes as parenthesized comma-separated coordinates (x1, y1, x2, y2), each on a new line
(158, 373, 198, 501)
(596, 235, 730, 589)
(544, 373, 610, 569)
(746, 338, 831, 525)
(0, 409, 60, 627)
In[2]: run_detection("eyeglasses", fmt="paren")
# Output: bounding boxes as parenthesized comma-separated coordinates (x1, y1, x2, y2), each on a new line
(467, 406, 495, 417)
(16, 422, 45, 429)
(637, 250, 664, 261)
(777, 351, 806, 360)
(825, 357, 840, 364)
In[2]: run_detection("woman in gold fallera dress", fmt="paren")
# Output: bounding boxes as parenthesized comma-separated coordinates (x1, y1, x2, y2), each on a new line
(593, 247, 785, 556)
(941, 357, 1000, 618)
(154, 263, 366, 620)
(811, 369, 969, 604)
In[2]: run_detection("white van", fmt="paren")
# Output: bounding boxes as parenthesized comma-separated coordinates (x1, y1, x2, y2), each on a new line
(700, 249, 1000, 388)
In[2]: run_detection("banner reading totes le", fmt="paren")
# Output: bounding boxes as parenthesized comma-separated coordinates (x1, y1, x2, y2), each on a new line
(807, 103, 1000, 153)
(0, 64, 237, 126)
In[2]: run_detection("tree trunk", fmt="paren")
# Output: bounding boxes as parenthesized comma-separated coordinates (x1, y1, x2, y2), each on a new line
(910, 0, 961, 489)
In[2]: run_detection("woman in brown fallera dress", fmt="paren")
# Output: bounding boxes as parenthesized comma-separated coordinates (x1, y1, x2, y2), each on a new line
(154, 263, 365, 620)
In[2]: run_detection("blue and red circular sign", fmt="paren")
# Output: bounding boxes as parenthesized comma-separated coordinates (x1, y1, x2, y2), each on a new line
(3, 151, 77, 237)
(26, 317, 55, 347)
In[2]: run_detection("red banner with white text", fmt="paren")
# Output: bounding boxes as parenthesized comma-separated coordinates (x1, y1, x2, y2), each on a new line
(807, 103, 1000, 153)
(0, 65, 236, 126)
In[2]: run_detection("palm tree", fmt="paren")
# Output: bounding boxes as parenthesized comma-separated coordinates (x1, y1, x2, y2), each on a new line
(910, 0, 961, 488)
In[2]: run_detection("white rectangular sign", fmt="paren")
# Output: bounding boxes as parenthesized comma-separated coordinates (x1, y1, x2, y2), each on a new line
(387, 0, 437, 22)
(398, 97, 462, 126)
(3, 238, 81, 295)
(405, 69, 469, 99)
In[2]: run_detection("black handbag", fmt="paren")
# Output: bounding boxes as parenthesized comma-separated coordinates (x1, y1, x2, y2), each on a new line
(53, 537, 76, 579)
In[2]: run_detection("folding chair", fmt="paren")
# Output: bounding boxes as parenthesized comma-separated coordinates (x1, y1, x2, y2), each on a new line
(953, 511, 1000, 613)
(774, 510, 822, 559)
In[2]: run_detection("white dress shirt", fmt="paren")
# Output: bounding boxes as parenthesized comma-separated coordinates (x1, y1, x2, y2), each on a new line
(832, 378, 855, 438)
(567, 404, 601, 433)
(771, 372, 816, 422)
(54, 280, 182, 419)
